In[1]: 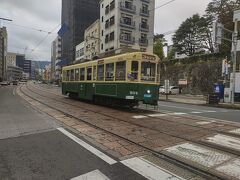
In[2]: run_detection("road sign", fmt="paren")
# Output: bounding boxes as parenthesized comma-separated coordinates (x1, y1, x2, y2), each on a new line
(164, 80, 170, 94)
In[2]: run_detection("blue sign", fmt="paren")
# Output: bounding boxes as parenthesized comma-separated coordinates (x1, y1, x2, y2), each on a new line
(58, 22, 69, 37)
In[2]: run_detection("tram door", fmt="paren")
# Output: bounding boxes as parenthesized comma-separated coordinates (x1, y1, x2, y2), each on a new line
(78, 68, 86, 98)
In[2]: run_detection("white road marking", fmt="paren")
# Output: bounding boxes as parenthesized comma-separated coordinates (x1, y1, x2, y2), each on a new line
(196, 121, 213, 125)
(230, 128, 240, 135)
(216, 159, 240, 179)
(133, 115, 148, 119)
(12, 87, 16, 96)
(191, 112, 202, 114)
(165, 143, 232, 168)
(170, 112, 187, 115)
(121, 157, 183, 180)
(148, 114, 168, 117)
(71, 169, 110, 180)
(205, 110, 217, 113)
(57, 128, 117, 165)
(205, 134, 240, 151)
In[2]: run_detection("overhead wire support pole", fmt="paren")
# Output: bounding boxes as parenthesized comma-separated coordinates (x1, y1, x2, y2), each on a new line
(232, 19, 238, 104)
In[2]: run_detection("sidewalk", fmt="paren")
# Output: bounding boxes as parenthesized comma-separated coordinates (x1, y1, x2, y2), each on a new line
(159, 94, 206, 105)
(159, 94, 240, 109)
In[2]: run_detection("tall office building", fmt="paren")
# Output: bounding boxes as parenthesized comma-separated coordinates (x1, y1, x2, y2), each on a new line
(61, 0, 100, 65)
(0, 27, 7, 81)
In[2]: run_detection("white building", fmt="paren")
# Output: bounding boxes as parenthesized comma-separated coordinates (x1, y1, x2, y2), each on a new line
(99, 0, 155, 54)
(75, 41, 85, 62)
(84, 19, 100, 60)
(6, 52, 17, 67)
(51, 36, 61, 82)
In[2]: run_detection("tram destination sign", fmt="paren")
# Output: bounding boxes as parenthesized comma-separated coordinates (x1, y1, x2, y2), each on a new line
(142, 54, 156, 61)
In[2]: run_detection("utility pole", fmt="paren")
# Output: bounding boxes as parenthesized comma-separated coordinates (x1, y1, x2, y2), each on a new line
(231, 19, 238, 104)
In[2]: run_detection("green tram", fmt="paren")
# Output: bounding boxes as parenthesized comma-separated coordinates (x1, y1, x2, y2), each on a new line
(62, 52, 160, 107)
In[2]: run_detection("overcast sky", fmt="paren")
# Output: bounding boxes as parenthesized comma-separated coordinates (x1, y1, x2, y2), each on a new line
(0, 0, 211, 61)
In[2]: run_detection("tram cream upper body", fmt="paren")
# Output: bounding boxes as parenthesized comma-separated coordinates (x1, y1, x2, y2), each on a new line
(62, 52, 160, 85)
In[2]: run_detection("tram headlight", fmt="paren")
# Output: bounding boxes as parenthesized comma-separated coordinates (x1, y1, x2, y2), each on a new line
(147, 90, 151, 94)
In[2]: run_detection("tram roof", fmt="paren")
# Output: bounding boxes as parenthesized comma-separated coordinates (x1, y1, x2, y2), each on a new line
(63, 52, 160, 70)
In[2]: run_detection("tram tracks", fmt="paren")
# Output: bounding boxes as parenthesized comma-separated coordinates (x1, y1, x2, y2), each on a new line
(18, 83, 240, 179)
(18, 84, 227, 180)
(28, 83, 240, 147)
(25, 83, 240, 159)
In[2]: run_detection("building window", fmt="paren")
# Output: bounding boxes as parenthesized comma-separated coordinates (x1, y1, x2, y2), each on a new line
(105, 34, 109, 43)
(142, 4, 149, 14)
(110, 16, 115, 26)
(101, 43, 103, 50)
(109, 31, 114, 41)
(105, 5, 110, 14)
(102, 30, 104, 36)
(105, 20, 109, 29)
(110, 0, 115, 11)
(102, 16, 104, 22)
(102, 3, 104, 8)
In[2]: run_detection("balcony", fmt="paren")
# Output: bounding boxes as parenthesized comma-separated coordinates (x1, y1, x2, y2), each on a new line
(110, 2, 115, 11)
(120, 18, 135, 29)
(105, 7, 110, 15)
(140, 8, 150, 17)
(139, 23, 149, 32)
(139, 38, 148, 46)
(119, 2, 136, 14)
(120, 35, 135, 44)
(140, 0, 150, 2)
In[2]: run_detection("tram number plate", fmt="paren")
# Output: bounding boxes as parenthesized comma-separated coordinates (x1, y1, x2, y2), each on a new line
(126, 96, 134, 100)
(144, 94, 152, 98)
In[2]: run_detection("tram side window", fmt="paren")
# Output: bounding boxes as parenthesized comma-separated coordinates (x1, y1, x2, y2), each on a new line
(63, 71, 67, 81)
(130, 61, 138, 80)
(80, 68, 85, 81)
(75, 69, 80, 81)
(141, 62, 156, 81)
(70, 69, 75, 81)
(93, 66, 97, 80)
(87, 67, 92, 81)
(97, 65, 104, 81)
(66, 70, 70, 81)
(116, 61, 126, 81)
(105, 63, 114, 81)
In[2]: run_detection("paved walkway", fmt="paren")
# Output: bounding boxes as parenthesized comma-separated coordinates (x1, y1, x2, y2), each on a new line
(159, 94, 240, 109)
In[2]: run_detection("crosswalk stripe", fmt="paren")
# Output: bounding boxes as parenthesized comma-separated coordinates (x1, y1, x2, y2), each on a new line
(191, 111, 202, 114)
(71, 169, 110, 180)
(121, 157, 184, 180)
(57, 128, 117, 165)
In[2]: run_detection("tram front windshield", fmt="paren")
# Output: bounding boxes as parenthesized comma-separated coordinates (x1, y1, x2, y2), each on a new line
(141, 62, 156, 82)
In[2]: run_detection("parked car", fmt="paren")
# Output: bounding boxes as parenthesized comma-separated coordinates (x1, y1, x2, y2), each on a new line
(12, 80, 18, 85)
(169, 86, 180, 94)
(159, 86, 165, 94)
(0, 81, 8, 86)
(159, 86, 180, 94)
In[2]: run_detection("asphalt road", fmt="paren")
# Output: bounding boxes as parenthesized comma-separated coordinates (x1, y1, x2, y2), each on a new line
(0, 85, 147, 180)
(156, 101, 240, 123)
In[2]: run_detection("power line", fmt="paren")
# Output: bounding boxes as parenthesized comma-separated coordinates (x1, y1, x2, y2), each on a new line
(28, 23, 61, 57)
(4, 21, 57, 34)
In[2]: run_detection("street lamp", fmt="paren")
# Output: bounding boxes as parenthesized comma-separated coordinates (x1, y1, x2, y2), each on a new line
(0, 17, 13, 27)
